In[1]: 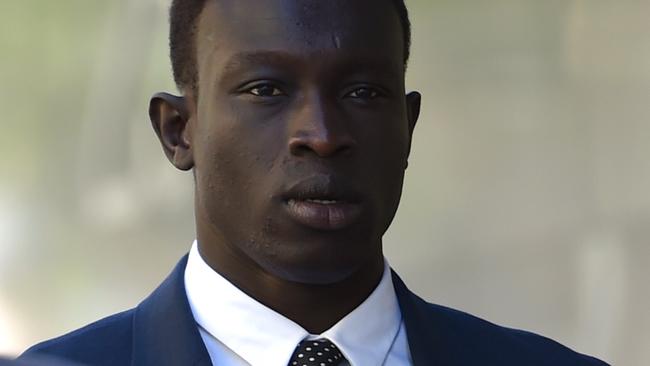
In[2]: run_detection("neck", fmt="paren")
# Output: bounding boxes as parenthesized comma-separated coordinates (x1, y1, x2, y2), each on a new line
(196, 228, 385, 334)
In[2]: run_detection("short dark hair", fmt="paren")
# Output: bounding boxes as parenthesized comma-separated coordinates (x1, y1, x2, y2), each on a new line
(169, 0, 411, 94)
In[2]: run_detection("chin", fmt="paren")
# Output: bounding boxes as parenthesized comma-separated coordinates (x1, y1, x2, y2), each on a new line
(256, 241, 370, 285)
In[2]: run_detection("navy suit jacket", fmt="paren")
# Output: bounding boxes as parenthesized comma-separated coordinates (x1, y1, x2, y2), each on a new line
(21, 256, 609, 365)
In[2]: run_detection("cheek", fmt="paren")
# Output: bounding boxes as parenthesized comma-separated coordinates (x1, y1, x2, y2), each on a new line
(359, 117, 410, 218)
(193, 136, 241, 218)
(362, 117, 410, 172)
(193, 102, 285, 215)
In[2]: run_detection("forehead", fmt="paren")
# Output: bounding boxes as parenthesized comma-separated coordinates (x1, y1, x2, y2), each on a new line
(195, 0, 404, 75)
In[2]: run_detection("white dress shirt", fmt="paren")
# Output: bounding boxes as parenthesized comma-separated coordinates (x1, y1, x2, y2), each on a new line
(184, 240, 412, 366)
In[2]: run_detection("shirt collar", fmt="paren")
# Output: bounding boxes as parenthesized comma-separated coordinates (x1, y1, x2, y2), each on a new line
(318, 262, 402, 366)
(184, 240, 402, 366)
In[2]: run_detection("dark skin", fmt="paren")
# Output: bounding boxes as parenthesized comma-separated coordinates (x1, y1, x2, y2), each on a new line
(149, 0, 421, 333)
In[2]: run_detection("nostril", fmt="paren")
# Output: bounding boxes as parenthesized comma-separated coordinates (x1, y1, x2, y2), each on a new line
(288, 134, 355, 157)
(333, 138, 355, 156)
(288, 136, 311, 156)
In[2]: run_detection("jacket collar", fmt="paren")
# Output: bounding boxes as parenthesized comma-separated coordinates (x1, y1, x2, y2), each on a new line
(129, 256, 435, 366)
(131, 255, 212, 366)
(391, 270, 439, 366)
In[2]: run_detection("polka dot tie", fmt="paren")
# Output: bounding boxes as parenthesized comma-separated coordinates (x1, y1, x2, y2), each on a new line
(287, 338, 347, 366)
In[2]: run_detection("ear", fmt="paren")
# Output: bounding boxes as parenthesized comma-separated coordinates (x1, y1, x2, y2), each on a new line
(149, 92, 195, 171)
(404, 91, 422, 169)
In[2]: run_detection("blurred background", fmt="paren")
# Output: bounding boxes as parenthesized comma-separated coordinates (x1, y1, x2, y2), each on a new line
(1, 0, 648, 364)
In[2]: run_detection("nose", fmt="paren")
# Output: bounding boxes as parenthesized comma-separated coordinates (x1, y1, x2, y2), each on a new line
(288, 93, 356, 158)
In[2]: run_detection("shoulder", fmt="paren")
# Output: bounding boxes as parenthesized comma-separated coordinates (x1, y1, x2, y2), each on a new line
(421, 301, 609, 365)
(19, 309, 135, 366)
(392, 272, 609, 365)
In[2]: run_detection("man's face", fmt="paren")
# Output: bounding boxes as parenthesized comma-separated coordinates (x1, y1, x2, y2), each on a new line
(189, 0, 419, 284)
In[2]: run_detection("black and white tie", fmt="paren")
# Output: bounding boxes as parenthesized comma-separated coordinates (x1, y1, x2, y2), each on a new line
(287, 338, 347, 366)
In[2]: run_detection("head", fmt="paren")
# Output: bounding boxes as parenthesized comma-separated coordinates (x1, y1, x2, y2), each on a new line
(150, 0, 421, 284)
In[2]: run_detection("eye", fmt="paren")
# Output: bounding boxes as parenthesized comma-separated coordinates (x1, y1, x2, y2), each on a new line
(247, 84, 285, 97)
(346, 86, 381, 100)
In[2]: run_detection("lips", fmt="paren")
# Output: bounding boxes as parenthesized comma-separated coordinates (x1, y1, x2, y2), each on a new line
(282, 176, 363, 231)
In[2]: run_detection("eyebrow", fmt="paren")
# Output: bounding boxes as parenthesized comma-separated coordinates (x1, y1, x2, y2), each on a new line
(222, 51, 301, 74)
(221, 50, 403, 81)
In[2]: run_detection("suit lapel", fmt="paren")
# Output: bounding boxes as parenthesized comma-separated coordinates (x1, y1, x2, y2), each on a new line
(131, 256, 212, 366)
(392, 270, 442, 366)
(128, 259, 444, 366)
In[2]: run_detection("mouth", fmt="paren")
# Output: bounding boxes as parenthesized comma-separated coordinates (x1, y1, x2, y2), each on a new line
(282, 176, 363, 231)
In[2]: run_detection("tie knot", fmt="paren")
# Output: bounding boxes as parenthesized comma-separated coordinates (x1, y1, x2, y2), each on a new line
(288, 338, 346, 366)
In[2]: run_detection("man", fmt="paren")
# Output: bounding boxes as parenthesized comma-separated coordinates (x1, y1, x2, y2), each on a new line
(20, 0, 608, 365)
